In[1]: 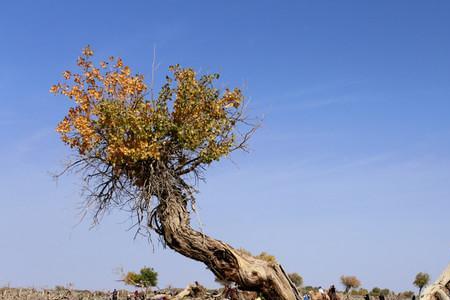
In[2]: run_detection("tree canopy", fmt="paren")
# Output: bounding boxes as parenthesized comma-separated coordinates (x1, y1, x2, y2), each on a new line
(413, 272, 430, 295)
(51, 46, 253, 231)
(340, 275, 361, 293)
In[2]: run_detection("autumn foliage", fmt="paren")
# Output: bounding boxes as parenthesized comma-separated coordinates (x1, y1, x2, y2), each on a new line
(51, 46, 251, 226)
(52, 46, 243, 169)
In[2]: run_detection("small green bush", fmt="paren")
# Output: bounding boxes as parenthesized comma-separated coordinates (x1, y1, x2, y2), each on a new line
(123, 267, 158, 288)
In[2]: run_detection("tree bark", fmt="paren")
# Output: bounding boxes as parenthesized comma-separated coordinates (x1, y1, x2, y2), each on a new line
(156, 196, 301, 300)
(420, 264, 450, 300)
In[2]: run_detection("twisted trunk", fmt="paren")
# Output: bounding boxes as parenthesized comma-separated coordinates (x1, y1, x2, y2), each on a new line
(156, 196, 301, 300)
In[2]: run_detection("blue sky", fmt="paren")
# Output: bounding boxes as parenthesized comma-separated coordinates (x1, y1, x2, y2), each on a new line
(0, 0, 449, 293)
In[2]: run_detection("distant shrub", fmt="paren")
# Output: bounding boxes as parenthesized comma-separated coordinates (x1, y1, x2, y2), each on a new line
(288, 273, 303, 288)
(123, 267, 158, 289)
(303, 286, 315, 292)
(256, 252, 277, 264)
(370, 287, 381, 297)
(237, 248, 253, 257)
(380, 289, 390, 296)
(237, 248, 277, 264)
(413, 272, 430, 296)
(400, 291, 415, 298)
(340, 275, 361, 293)
(351, 288, 368, 296)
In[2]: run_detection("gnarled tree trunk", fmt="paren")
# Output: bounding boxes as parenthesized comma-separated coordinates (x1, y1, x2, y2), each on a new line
(156, 196, 301, 300)
(420, 264, 450, 300)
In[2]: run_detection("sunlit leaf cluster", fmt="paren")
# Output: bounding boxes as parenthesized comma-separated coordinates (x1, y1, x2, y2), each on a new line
(52, 46, 245, 184)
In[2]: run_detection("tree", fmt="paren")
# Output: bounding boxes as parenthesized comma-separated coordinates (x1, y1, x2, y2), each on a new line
(380, 289, 390, 296)
(413, 272, 430, 297)
(351, 288, 369, 296)
(400, 291, 414, 299)
(340, 275, 361, 293)
(370, 287, 381, 297)
(288, 273, 304, 288)
(123, 267, 158, 290)
(51, 46, 300, 300)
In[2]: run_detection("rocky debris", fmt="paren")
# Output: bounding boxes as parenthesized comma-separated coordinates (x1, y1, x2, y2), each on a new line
(0, 286, 259, 300)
